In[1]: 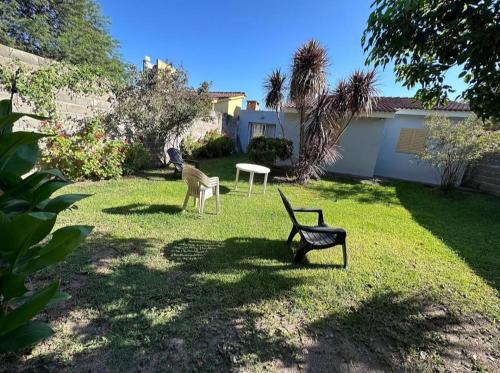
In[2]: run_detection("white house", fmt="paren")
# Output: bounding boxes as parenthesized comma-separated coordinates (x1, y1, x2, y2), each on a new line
(237, 97, 470, 185)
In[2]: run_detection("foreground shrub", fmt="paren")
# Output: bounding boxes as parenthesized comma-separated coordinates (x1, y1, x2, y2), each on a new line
(123, 141, 151, 175)
(41, 117, 126, 180)
(248, 136, 293, 166)
(180, 130, 234, 159)
(417, 115, 500, 190)
(0, 97, 92, 352)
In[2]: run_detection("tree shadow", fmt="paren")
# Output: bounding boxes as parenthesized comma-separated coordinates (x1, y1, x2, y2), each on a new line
(305, 291, 496, 371)
(102, 203, 183, 215)
(16, 235, 327, 371)
(310, 176, 399, 205)
(395, 182, 500, 291)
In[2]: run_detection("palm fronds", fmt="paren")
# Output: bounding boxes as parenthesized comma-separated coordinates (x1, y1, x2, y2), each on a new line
(289, 39, 328, 109)
(264, 69, 286, 111)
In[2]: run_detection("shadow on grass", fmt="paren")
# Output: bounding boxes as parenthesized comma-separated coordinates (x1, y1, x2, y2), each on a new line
(102, 203, 183, 215)
(395, 183, 500, 292)
(305, 291, 483, 371)
(18, 235, 306, 371)
(310, 176, 399, 205)
(9, 230, 495, 372)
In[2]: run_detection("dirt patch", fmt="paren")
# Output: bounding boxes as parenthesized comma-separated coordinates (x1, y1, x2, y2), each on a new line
(304, 306, 499, 372)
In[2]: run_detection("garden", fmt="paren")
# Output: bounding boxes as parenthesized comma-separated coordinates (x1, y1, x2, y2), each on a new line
(1, 0, 500, 372)
(2, 155, 499, 371)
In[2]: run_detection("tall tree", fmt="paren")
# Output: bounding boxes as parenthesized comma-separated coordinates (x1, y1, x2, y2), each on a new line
(109, 65, 212, 165)
(0, 0, 124, 82)
(362, 0, 500, 120)
(263, 68, 287, 139)
(289, 39, 328, 160)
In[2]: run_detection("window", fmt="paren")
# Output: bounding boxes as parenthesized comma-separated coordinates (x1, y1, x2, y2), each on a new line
(396, 128, 427, 154)
(249, 122, 276, 140)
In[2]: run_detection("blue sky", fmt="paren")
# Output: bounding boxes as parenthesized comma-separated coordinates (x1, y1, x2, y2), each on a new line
(99, 0, 466, 105)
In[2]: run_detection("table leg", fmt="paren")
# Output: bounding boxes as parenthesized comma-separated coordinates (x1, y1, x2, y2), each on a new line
(263, 172, 268, 194)
(235, 168, 240, 191)
(248, 172, 254, 197)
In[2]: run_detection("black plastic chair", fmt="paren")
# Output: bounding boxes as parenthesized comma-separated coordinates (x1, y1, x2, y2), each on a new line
(278, 188, 348, 268)
(166, 148, 200, 174)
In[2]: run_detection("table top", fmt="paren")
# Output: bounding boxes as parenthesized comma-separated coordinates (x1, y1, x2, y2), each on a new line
(236, 163, 270, 174)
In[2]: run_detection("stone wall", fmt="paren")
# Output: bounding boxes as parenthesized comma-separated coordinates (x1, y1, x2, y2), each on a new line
(0, 43, 112, 131)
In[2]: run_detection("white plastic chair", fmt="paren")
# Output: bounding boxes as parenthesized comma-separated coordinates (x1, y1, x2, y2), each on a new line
(181, 166, 220, 215)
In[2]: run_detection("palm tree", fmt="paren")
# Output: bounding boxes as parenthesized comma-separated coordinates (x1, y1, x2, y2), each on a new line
(263, 69, 287, 138)
(296, 70, 379, 183)
(289, 39, 328, 160)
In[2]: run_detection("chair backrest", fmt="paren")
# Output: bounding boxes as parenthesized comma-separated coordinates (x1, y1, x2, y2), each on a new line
(167, 148, 184, 165)
(278, 188, 300, 229)
(182, 166, 210, 195)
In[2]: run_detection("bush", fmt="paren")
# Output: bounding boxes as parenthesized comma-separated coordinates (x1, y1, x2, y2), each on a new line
(417, 115, 500, 190)
(180, 130, 234, 159)
(180, 135, 204, 158)
(248, 136, 293, 166)
(123, 141, 151, 175)
(41, 117, 126, 180)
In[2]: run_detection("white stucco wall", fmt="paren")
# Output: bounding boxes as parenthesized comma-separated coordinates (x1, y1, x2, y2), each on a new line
(238, 110, 283, 152)
(284, 113, 385, 178)
(374, 114, 441, 185)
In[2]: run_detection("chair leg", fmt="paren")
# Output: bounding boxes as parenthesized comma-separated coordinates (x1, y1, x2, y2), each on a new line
(294, 242, 310, 263)
(199, 191, 205, 215)
(287, 226, 298, 246)
(182, 192, 189, 211)
(342, 242, 348, 269)
(215, 185, 220, 214)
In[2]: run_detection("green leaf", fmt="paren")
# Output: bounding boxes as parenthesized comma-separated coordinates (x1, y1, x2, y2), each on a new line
(0, 132, 47, 172)
(18, 225, 93, 274)
(0, 212, 57, 266)
(0, 272, 27, 301)
(0, 321, 53, 353)
(2, 143, 39, 175)
(31, 180, 70, 206)
(47, 291, 71, 307)
(0, 282, 58, 336)
(38, 193, 91, 213)
(0, 99, 12, 118)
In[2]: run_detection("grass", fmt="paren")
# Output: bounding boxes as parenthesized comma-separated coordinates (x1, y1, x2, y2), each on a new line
(6, 155, 499, 372)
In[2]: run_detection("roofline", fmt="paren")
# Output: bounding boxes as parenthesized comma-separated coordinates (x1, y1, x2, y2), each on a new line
(283, 107, 470, 118)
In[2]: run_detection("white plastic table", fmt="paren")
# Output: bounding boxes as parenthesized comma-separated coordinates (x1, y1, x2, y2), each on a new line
(235, 163, 270, 197)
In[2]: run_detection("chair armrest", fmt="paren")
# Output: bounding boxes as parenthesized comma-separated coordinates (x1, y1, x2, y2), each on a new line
(299, 225, 345, 234)
(185, 159, 200, 169)
(293, 208, 324, 225)
(206, 176, 219, 187)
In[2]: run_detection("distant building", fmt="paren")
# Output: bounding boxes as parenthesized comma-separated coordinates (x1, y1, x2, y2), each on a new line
(208, 92, 245, 117)
(143, 56, 175, 73)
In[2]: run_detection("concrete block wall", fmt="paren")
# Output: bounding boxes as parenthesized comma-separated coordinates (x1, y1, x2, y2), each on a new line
(0, 43, 112, 131)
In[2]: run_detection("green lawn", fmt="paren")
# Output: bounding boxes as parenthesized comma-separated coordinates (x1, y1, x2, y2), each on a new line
(7, 155, 499, 372)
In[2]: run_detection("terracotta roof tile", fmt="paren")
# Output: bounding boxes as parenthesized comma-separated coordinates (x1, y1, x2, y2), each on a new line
(373, 97, 469, 112)
(284, 96, 470, 112)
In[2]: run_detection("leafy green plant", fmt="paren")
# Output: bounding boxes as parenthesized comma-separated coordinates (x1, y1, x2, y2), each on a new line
(180, 135, 203, 159)
(0, 98, 92, 352)
(417, 115, 500, 190)
(248, 137, 293, 167)
(202, 130, 234, 158)
(41, 116, 126, 180)
(123, 141, 151, 175)
(180, 130, 234, 159)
